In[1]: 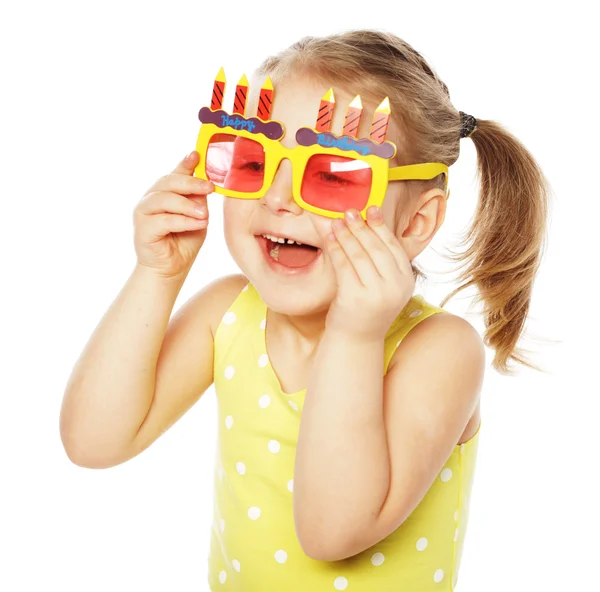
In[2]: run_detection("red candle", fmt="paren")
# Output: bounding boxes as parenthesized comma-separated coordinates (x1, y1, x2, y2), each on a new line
(370, 97, 391, 143)
(210, 67, 226, 111)
(315, 88, 335, 132)
(342, 95, 362, 138)
(257, 76, 274, 121)
(233, 74, 249, 116)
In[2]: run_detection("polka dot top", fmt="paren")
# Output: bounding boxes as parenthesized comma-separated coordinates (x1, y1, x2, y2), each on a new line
(208, 282, 481, 591)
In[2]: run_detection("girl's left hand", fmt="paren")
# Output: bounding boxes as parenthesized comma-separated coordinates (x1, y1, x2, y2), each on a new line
(325, 206, 415, 342)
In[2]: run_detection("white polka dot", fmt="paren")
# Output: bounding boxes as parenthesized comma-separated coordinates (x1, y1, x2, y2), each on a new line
(236, 462, 246, 475)
(454, 510, 459, 522)
(274, 550, 287, 563)
(225, 416, 234, 429)
(416, 537, 428, 551)
(288, 400, 298, 411)
(220, 519, 225, 532)
(258, 353, 269, 367)
(224, 365, 235, 379)
(440, 467, 453, 482)
(434, 569, 444, 583)
(258, 394, 271, 408)
(460, 444, 465, 454)
(219, 570, 226, 584)
(222, 311, 236, 325)
(268, 440, 281, 453)
(409, 308, 423, 318)
(371, 552, 385, 566)
(242, 284, 249, 292)
(287, 479, 294, 492)
(260, 318, 266, 330)
(454, 528, 460, 542)
(232, 559, 240, 572)
(248, 506, 261, 520)
(334, 576, 348, 590)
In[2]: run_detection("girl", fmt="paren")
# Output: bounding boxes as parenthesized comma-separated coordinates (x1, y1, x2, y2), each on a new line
(60, 30, 549, 591)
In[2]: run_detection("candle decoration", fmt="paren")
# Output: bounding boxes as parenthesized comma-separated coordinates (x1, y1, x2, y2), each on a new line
(315, 88, 335, 132)
(257, 77, 274, 121)
(342, 95, 362, 138)
(211, 67, 226, 111)
(370, 97, 391, 143)
(233, 74, 249, 116)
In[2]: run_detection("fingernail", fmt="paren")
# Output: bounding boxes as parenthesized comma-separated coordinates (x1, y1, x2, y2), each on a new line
(332, 218, 345, 230)
(195, 206, 207, 216)
(367, 205, 382, 219)
(185, 151, 196, 161)
(344, 209, 359, 222)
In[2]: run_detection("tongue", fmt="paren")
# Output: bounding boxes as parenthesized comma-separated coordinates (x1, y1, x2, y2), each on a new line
(274, 243, 319, 268)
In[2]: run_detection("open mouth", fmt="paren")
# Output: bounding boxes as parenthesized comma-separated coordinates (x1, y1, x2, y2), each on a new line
(256, 234, 322, 269)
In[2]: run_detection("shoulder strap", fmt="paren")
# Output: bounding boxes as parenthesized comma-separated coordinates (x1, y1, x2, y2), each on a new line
(383, 295, 446, 374)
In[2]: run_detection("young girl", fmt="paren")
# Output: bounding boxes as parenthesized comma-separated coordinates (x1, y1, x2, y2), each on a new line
(60, 30, 549, 591)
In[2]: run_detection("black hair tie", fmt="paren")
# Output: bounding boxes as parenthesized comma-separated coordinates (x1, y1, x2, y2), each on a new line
(459, 111, 478, 139)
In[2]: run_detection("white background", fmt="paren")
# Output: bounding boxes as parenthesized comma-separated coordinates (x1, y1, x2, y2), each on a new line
(1, 1, 598, 590)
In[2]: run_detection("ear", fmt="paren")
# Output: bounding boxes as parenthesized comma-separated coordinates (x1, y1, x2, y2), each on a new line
(398, 187, 447, 261)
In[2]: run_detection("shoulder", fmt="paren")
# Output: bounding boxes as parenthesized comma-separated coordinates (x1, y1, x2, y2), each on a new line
(389, 310, 485, 380)
(191, 273, 249, 337)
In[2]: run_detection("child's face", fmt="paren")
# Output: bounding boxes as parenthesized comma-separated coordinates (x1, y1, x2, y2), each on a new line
(222, 74, 406, 318)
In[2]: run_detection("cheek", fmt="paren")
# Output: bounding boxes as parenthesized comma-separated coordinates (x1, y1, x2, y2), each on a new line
(223, 198, 255, 238)
(308, 212, 335, 243)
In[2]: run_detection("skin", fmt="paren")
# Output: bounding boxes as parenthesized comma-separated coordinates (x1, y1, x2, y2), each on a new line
(221, 73, 484, 561)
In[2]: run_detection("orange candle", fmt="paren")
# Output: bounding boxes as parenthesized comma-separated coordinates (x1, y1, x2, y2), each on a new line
(370, 97, 391, 143)
(342, 95, 362, 138)
(233, 74, 249, 116)
(211, 67, 226, 111)
(257, 77, 274, 121)
(315, 88, 335, 132)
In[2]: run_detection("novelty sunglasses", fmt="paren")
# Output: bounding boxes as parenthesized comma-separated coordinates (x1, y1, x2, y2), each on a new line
(194, 69, 449, 219)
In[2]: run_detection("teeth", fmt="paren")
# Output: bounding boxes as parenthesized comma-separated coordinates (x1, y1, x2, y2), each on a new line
(262, 233, 303, 246)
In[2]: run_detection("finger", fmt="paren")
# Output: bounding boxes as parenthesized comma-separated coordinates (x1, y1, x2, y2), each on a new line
(137, 191, 208, 219)
(152, 172, 214, 197)
(172, 150, 199, 175)
(326, 227, 362, 288)
(147, 150, 214, 197)
(140, 213, 208, 243)
(331, 215, 380, 286)
(343, 209, 401, 279)
(365, 206, 413, 276)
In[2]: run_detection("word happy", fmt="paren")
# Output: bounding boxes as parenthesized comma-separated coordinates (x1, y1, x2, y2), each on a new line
(221, 115, 256, 133)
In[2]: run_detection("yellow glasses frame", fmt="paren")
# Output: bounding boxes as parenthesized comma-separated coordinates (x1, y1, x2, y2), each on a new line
(194, 122, 449, 219)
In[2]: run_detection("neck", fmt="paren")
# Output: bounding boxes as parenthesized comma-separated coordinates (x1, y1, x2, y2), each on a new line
(267, 307, 328, 355)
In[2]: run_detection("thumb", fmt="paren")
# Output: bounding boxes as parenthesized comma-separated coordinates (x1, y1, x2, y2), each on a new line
(172, 150, 200, 175)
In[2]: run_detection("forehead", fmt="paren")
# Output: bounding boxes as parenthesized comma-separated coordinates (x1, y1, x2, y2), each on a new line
(247, 74, 397, 149)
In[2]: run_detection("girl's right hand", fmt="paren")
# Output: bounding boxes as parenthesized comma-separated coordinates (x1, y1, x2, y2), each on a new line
(133, 151, 215, 280)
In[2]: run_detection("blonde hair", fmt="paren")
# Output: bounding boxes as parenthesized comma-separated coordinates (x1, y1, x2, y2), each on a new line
(256, 30, 551, 375)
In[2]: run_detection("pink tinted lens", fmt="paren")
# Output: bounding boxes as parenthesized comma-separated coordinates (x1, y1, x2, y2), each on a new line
(301, 154, 373, 213)
(205, 133, 265, 193)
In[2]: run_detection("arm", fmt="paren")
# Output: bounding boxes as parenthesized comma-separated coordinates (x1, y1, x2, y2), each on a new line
(59, 266, 246, 468)
(294, 313, 484, 561)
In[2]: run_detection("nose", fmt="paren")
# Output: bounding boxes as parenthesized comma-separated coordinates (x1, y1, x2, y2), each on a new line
(260, 158, 303, 216)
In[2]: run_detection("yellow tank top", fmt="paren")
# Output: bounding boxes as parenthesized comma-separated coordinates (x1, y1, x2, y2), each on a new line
(208, 282, 481, 591)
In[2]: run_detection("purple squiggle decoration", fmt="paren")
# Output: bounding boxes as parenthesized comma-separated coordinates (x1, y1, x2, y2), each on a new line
(198, 107, 284, 140)
(295, 128, 395, 159)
